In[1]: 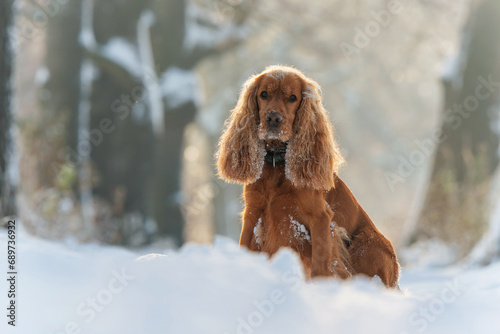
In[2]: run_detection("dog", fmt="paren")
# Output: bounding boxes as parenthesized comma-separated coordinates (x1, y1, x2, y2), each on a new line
(216, 65, 399, 287)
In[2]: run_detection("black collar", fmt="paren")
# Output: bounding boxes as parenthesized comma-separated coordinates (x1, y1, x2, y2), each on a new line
(265, 142, 287, 167)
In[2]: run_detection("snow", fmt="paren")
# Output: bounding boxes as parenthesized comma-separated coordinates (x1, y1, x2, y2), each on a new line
(441, 54, 462, 82)
(34, 67, 50, 85)
(137, 10, 164, 135)
(254, 217, 263, 246)
(289, 215, 311, 243)
(183, 2, 246, 51)
(77, 0, 97, 234)
(77, 59, 96, 234)
(441, 19, 472, 90)
(78, 0, 97, 49)
(161, 67, 200, 109)
(330, 222, 336, 238)
(2, 227, 500, 334)
(101, 38, 142, 78)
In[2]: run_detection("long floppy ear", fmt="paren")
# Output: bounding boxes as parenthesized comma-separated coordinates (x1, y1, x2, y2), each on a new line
(216, 75, 265, 184)
(285, 80, 344, 190)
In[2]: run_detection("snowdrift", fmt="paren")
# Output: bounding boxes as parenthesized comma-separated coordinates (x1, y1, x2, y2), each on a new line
(1, 228, 499, 334)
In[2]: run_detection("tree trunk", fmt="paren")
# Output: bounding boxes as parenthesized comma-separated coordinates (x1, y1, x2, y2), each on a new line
(81, 0, 249, 245)
(152, 103, 196, 241)
(42, 0, 83, 179)
(90, 0, 154, 245)
(21, 1, 86, 239)
(147, 0, 252, 244)
(79, 0, 194, 245)
(146, 0, 192, 245)
(0, 0, 16, 218)
(407, 0, 500, 257)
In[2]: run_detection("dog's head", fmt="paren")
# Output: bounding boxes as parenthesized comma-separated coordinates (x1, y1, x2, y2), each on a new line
(216, 65, 344, 190)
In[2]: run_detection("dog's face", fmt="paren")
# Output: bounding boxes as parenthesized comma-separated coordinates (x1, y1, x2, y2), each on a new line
(256, 72, 303, 142)
(217, 65, 344, 189)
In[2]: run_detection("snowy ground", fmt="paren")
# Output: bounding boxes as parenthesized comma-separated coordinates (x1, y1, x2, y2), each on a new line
(1, 226, 499, 334)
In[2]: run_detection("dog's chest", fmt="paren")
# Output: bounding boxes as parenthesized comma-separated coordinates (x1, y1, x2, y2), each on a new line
(253, 213, 312, 252)
(249, 163, 313, 254)
(251, 195, 312, 254)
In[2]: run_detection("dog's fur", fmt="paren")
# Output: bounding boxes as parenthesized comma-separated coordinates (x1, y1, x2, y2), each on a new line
(216, 65, 399, 287)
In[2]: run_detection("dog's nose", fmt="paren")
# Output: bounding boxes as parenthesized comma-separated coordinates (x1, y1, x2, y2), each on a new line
(265, 112, 282, 128)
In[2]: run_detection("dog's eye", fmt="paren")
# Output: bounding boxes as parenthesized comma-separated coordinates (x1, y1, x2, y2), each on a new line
(260, 91, 268, 99)
(288, 94, 297, 102)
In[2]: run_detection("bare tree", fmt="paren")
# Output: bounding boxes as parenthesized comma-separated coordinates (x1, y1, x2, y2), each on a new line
(405, 0, 500, 257)
(79, 0, 252, 245)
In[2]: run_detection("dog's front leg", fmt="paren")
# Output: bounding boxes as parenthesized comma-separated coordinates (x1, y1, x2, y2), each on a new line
(311, 212, 350, 279)
(239, 206, 263, 251)
(310, 212, 335, 277)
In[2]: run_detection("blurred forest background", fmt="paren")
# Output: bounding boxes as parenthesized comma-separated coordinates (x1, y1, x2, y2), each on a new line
(1, 0, 500, 267)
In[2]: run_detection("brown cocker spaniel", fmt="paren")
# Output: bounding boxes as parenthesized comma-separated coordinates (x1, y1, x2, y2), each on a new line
(216, 65, 400, 288)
